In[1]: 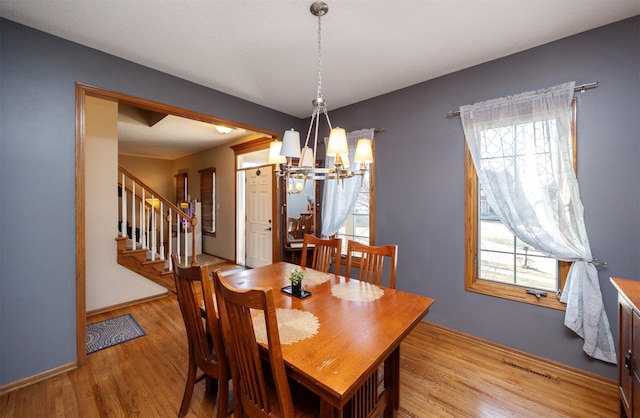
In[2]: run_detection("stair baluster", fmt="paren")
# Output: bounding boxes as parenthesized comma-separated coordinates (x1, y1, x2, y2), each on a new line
(117, 165, 198, 293)
(120, 172, 127, 238)
(131, 180, 137, 250)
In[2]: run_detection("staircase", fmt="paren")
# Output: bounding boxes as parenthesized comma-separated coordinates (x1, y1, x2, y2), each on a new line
(116, 236, 177, 292)
(117, 166, 198, 294)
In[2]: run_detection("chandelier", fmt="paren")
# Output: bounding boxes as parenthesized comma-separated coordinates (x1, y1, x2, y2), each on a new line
(270, 1, 374, 189)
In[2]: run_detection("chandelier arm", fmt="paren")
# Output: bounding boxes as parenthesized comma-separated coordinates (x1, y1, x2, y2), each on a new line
(304, 108, 319, 149)
(322, 107, 333, 131)
(314, 107, 321, 163)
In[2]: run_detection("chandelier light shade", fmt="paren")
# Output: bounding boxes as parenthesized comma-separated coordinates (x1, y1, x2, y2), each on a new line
(280, 129, 301, 158)
(299, 146, 315, 167)
(354, 138, 374, 164)
(326, 127, 348, 157)
(287, 179, 304, 194)
(273, 1, 373, 184)
(268, 139, 287, 167)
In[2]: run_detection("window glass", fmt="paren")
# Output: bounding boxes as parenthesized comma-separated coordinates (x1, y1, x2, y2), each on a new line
(336, 168, 372, 255)
(479, 213, 558, 291)
(464, 100, 576, 309)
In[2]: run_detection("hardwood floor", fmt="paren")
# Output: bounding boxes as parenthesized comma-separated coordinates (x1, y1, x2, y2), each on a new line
(0, 295, 618, 417)
(401, 323, 618, 417)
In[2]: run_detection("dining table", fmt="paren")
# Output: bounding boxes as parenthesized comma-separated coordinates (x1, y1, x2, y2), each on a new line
(221, 261, 435, 417)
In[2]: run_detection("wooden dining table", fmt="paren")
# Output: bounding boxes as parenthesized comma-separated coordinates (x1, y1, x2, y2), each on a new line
(221, 261, 435, 417)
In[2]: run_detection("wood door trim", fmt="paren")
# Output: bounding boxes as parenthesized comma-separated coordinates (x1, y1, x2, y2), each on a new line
(75, 82, 276, 366)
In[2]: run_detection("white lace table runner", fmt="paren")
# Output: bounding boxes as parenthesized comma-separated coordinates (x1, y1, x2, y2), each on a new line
(303, 268, 332, 286)
(330, 281, 384, 302)
(252, 308, 319, 345)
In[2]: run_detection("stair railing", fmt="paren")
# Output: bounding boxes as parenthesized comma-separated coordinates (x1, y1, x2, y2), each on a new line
(118, 166, 198, 270)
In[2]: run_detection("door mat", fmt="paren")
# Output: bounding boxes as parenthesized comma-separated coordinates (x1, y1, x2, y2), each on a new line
(86, 313, 146, 354)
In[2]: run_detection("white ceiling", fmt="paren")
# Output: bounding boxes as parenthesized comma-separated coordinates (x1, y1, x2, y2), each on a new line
(115, 104, 262, 160)
(2, 0, 639, 158)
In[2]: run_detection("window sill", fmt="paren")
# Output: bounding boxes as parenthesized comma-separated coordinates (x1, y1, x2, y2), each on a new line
(466, 280, 566, 311)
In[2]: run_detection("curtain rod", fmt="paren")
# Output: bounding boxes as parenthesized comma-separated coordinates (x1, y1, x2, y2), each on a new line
(446, 81, 598, 118)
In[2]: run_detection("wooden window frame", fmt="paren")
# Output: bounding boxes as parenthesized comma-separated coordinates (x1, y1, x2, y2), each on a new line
(338, 156, 376, 264)
(464, 99, 576, 310)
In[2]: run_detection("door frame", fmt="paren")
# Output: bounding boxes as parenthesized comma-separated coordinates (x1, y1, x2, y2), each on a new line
(230, 139, 281, 266)
(75, 82, 278, 365)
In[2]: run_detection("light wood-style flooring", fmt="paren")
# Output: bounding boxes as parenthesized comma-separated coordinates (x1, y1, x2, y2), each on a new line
(0, 295, 618, 417)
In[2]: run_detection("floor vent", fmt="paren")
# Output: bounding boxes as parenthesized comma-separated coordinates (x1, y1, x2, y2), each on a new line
(502, 359, 552, 380)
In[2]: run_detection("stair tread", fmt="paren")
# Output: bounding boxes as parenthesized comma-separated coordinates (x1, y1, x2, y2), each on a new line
(122, 248, 147, 254)
(143, 259, 166, 265)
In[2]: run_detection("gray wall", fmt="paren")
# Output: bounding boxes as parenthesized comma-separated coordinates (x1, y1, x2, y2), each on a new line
(1, 15, 638, 386)
(0, 19, 301, 385)
(328, 16, 640, 379)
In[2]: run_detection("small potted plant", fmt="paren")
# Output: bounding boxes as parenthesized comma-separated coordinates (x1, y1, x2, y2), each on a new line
(287, 268, 305, 297)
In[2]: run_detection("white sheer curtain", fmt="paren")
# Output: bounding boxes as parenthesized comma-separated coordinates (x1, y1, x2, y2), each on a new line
(321, 128, 374, 237)
(460, 82, 616, 364)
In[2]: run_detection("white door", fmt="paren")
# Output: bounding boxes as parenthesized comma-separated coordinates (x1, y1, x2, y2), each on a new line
(245, 166, 273, 268)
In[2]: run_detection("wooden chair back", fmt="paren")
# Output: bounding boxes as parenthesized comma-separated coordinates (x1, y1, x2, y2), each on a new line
(300, 214, 314, 236)
(172, 253, 231, 417)
(287, 217, 302, 241)
(344, 241, 398, 289)
(300, 234, 342, 273)
(213, 271, 295, 418)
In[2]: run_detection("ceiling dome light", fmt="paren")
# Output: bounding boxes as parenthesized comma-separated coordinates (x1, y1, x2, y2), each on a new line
(215, 125, 233, 134)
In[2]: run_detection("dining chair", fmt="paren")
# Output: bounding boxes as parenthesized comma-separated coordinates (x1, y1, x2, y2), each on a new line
(171, 254, 232, 418)
(213, 270, 319, 418)
(300, 214, 314, 236)
(299, 234, 342, 273)
(287, 217, 302, 241)
(344, 240, 398, 289)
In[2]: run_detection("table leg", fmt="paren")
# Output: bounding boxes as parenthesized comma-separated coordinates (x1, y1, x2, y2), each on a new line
(320, 399, 342, 417)
(384, 346, 401, 417)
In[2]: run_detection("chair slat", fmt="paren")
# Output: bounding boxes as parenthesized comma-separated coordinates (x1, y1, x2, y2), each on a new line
(300, 234, 341, 273)
(344, 241, 398, 289)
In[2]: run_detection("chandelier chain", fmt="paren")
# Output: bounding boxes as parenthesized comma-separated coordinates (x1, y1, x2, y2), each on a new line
(274, 2, 372, 186)
(316, 14, 322, 99)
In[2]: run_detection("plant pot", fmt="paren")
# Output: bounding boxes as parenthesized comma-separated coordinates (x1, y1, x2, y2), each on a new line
(291, 282, 302, 297)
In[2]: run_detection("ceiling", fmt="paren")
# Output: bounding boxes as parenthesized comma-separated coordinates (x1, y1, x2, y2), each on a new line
(116, 103, 263, 160)
(2, 0, 639, 158)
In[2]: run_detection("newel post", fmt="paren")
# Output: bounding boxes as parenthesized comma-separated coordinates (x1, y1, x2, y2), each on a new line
(190, 216, 198, 266)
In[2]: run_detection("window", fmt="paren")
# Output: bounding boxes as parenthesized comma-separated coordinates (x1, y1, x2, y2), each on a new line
(336, 163, 375, 255)
(199, 167, 216, 235)
(175, 172, 188, 204)
(464, 100, 576, 310)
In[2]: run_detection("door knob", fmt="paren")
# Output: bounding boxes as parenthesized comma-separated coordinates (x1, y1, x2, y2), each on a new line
(265, 227, 272, 231)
